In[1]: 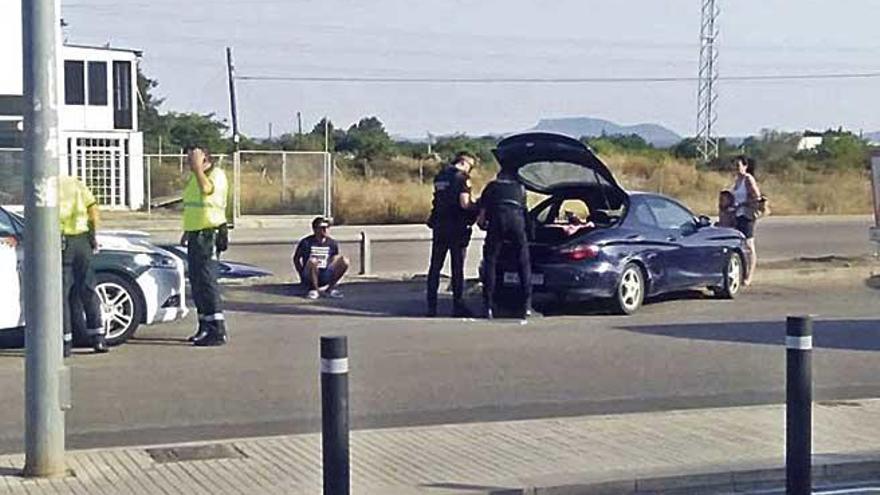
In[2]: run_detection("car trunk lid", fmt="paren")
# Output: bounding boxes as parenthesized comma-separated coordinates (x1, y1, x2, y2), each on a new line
(492, 132, 627, 204)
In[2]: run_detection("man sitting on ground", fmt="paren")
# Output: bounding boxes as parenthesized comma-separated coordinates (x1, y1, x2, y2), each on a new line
(292, 216, 349, 299)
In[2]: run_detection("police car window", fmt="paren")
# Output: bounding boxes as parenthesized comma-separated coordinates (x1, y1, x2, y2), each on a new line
(0, 209, 18, 237)
(646, 197, 694, 231)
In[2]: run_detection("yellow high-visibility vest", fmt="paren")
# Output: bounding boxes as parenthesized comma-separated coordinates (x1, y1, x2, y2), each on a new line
(58, 176, 96, 236)
(182, 167, 228, 232)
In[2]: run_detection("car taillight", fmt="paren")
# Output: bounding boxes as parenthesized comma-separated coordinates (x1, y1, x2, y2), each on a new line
(560, 244, 600, 261)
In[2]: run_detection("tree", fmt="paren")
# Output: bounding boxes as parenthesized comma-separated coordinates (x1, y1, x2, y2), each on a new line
(137, 68, 165, 152)
(814, 131, 868, 169)
(344, 117, 396, 162)
(165, 112, 228, 152)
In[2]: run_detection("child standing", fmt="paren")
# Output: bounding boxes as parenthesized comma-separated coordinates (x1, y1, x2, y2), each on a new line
(717, 190, 737, 228)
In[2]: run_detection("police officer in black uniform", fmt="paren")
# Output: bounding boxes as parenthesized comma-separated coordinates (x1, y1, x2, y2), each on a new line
(426, 151, 478, 317)
(478, 169, 531, 319)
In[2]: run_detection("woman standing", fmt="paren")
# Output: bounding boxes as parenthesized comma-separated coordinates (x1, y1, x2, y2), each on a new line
(731, 155, 761, 285)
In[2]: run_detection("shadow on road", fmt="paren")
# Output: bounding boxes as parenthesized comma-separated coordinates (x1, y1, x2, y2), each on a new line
(618, 318, 880, 352)
(224, 280, 483, 318)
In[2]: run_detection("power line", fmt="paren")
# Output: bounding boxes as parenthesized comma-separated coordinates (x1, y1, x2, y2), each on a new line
(236, 71, 880, 84)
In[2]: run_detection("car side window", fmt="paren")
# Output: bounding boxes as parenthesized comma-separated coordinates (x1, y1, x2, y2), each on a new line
(630, 201, 658, 229)
(646, 197, 695, 231)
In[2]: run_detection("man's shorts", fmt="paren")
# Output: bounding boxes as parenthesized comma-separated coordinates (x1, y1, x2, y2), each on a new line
(300, 268, 334, 288)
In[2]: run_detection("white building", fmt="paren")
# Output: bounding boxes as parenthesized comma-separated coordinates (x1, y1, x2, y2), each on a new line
(796, 131, 824, 152)
(0, 0, 144, 209)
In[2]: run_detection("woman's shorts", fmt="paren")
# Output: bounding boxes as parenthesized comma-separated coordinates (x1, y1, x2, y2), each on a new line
(735, 216, 755, 239)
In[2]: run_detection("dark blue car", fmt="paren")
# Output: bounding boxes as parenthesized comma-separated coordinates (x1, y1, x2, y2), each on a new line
(491, 132, 748, 314)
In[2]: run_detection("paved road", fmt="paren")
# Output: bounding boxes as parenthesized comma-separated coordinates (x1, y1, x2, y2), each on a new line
(0, 266, 878, 454)
(187, 215, 876, 280)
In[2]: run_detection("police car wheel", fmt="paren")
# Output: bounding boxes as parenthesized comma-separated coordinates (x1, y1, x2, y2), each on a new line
(95, 272, 143, 346)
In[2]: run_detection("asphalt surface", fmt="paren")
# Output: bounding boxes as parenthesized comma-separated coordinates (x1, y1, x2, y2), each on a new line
(215, 215, 875, 280)
(0, 265, 878, 455)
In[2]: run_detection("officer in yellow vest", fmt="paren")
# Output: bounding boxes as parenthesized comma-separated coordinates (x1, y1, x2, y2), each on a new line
(59, 175, 108, 357)
(181, 145, 230, 346)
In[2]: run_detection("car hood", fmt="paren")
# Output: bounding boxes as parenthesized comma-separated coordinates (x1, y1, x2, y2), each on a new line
(493, 132, 626, 200)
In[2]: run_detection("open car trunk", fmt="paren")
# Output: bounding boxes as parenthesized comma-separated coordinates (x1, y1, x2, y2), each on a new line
(492, 132, 628, 250)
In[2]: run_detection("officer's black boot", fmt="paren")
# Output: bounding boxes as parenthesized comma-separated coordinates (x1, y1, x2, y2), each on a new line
(194, 321, 228, 347)
(452, 301, 474, 318)
(187, 319, 209, 343)
(522, 298, 533, 319)
(425, 300, 437, 318)
(92, 334, 109, 354)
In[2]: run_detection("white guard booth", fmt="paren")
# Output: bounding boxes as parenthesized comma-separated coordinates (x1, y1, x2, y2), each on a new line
(869, 152, 880, 249)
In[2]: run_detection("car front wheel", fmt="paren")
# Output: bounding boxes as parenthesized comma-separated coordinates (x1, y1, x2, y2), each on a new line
(95, 272, 143, 346)
(714, 252, 743, 299)
(613, 263, 644, 315)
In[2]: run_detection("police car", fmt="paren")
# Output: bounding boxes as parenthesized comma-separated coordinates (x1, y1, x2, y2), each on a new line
(0, 206, 188, 346)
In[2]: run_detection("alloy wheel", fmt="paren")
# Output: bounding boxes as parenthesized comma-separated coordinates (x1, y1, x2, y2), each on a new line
(96, 282, 135, 341)
(619, 267, 643, 312)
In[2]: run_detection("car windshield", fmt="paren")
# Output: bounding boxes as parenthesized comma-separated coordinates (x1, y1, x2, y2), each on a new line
(518, 160, 614, 191)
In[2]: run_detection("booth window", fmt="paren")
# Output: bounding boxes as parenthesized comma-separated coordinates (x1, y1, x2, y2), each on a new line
(87, 61, 108, 106)
(64, 60, 85, 105)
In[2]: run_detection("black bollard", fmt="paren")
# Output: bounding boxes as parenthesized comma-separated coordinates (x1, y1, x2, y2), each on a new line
(786, 316, 812, 495)
(321, 336, 350, 495)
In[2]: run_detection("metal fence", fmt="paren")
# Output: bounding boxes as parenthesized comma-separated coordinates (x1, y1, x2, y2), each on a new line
(236, 151, 331, 217)
(0, 148, 333, 218)
(146, 150, 332, 218)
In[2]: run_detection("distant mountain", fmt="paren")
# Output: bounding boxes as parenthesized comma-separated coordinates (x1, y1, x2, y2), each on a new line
(531, 117, 682, 147)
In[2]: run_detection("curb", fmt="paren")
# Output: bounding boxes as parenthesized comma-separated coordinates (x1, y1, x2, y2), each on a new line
(508, 457, 880, 494)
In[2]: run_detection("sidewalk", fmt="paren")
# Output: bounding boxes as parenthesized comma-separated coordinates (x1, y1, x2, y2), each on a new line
(2, 400, 880, 494)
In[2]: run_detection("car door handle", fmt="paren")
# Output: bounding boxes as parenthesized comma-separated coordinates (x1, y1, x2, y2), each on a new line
(666, 236, 677, 242)
(626, 234, 643, 241)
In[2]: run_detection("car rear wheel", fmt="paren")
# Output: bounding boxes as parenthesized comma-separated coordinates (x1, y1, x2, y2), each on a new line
(95, 272, 143, 346)
(714, 252, 743, 299)
(613, 263, 644, 315)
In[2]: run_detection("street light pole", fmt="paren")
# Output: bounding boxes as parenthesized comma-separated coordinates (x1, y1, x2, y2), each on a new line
(22, 0, 67, 477)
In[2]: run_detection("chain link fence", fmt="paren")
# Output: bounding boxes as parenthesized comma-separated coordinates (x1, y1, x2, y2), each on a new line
(0, 148, 333, 218)
(146, 150, 332, 217)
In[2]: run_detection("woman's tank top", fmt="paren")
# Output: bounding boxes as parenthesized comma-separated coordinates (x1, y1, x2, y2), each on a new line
(733, 176, 749, 217)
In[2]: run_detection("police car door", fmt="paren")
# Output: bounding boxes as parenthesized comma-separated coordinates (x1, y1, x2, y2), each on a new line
(0, 208, 23, 329)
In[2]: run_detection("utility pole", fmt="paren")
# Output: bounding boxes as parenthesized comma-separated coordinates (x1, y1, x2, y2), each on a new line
(296, 111, 303, 135)
(225, 47, 240, 147)
(225, 46, 240, 222)
(696, 0, 720, 161)
(268, 122, 273, 140)
(23, 0, 67, 477)
(324, 117, 329, 153)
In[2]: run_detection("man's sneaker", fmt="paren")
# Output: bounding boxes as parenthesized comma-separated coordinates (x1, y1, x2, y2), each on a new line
(306, 289, 320, 300)
(326, 288, 344, 299)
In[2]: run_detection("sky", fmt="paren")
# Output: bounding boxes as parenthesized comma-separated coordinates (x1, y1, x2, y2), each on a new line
(60, 0, 880, 140)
